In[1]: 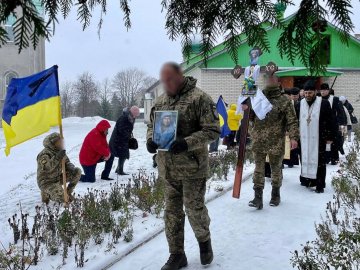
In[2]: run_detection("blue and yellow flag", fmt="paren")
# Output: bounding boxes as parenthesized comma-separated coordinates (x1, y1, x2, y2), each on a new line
(2, 66, 61, 156)
(216, 96, 231, 138)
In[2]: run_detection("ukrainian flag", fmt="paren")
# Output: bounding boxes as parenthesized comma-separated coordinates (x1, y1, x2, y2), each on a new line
(216, 96, 231, 138)
(2, 66, 61, 156)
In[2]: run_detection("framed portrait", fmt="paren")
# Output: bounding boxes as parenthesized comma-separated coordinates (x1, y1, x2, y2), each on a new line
(153, 111, 178, 151)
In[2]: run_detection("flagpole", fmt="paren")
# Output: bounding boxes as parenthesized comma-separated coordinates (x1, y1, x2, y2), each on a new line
(55, 66, 69, 205)
(59, 124, 69, 205)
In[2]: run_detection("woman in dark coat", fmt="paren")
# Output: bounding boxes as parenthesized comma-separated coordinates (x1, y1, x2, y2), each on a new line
(109, 106, 140, 175)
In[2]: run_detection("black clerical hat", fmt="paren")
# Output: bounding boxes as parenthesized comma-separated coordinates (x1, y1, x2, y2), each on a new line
(304, 80, 316, 91)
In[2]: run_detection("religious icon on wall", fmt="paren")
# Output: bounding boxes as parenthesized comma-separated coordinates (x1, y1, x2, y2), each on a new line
(241, 47, 262, 97)
(153, 111, 178, 151)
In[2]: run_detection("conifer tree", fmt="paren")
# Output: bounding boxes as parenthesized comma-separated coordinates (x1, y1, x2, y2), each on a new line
(0, 0, 355, 73)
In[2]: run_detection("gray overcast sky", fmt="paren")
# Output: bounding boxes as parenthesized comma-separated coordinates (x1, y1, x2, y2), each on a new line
(46, 0, 360, 84)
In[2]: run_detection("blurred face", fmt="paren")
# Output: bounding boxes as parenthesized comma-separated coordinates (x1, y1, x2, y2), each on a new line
(265, 75, 280, 88)
(299, 89, 304, 97)
(104, 129, 109, 136)
(160, 65, 184, 96)
(320, 89, 330, 97)
(291, 94, 299, 101)
(54, 139, 64, 150)
(304, 90, 316, 102)
(162, 116, 171, 127)
(130, 107, 140, 118)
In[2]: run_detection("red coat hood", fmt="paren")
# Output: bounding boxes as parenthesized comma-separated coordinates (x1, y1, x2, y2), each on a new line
(96, 120, 111, 133)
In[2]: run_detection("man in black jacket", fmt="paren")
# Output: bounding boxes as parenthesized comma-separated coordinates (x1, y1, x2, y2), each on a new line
(109, 106, 140, 175)
(320, 83, 347, 165)
(340, 96, 357, 124)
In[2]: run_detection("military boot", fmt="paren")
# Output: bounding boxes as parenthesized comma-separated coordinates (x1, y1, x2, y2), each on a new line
(269, 187, 281, 206)
(199, 239, 214, 265)
(161, 254, 188, 270)
(248, 188, 263, 210)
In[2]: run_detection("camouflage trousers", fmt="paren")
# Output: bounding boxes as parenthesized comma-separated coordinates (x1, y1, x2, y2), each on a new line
(40, 170, 81, 203)
(253, 152, 283, 189)
(164, 177, 211, 254)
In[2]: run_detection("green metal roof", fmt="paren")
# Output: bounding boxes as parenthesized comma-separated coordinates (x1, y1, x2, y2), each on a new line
(181, 13, 360, 71)
(275, 68, 343, 77)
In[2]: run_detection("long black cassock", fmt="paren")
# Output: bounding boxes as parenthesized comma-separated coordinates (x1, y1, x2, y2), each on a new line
(295, 97, 337, 189)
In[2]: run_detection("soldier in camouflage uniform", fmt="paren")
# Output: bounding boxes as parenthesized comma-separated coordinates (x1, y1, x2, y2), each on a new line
(37, 133, 81, 203)
(244, 76, 299, 209)
(146, 63, 220, 270)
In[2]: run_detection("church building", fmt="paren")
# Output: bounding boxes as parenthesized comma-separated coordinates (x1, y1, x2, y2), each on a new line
(144, 13, 360, 123)
(0, 0, 46, 122)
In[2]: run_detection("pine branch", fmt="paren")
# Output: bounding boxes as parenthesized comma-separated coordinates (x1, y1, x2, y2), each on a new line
(119, 0, 131, 29)
(59, 0, 73, 19)
(77, 1, 91, 30)
(0, 0, 356, 75)
(326, 0, 354, 44)
(0, 27, 8, 46)
(43, 0, 60, 34)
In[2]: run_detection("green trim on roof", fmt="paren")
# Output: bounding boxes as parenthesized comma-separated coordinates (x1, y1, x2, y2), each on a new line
(275, 68, 343, 77)
(181, 13, 360, 70)
(181, 14, 296, 69)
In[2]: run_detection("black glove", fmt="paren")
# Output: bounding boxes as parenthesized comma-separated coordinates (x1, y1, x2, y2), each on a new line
(169, 139, 188, 155)
(146, 139, 158, 154)
(56, 150, 66, 160)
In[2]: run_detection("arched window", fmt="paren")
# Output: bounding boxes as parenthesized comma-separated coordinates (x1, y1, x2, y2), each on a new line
(4, 15, 16, 42)
(2, 72, 18, 100)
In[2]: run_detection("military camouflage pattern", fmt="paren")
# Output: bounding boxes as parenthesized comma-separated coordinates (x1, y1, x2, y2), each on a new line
(147, 76, 221, 180)
(164, 177, 210, 254)
(250, 86, 299, 189)
(37, 133, 81, 203)
(253, 152, 283, 189)
(250, 86, 299, 155)
(147, 76, 220, 254)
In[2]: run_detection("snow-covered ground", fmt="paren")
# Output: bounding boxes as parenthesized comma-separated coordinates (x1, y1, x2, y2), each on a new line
(0, 117, 161, 269)
(109, 164, 339, 270)
(0, 117, 254, 270)
(0, 117, 343, 270)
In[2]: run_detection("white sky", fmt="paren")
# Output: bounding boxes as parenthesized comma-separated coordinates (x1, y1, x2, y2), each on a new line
(45, 0, 360, 84)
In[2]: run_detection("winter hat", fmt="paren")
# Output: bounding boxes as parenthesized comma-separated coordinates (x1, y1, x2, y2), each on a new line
(48, 132, 61, 144)
(130, 106, 140, 118)
(290, 87, 300, 95)
(339, 96, 347, 103)
(320, 83, 330, 90)
(303, 80, 316, 91)
(43, 132, 61, 148)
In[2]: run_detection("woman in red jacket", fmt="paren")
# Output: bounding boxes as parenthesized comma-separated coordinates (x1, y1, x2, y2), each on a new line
(79, 120, 114, 182)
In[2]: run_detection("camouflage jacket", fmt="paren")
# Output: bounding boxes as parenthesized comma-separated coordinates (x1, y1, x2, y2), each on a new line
(147, 77, 220, 180)
(37, 133, 79, 189)
(250, 86, 299, 155)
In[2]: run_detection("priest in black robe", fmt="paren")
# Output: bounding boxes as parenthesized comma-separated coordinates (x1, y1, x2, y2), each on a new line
(295, 81, 337, 193)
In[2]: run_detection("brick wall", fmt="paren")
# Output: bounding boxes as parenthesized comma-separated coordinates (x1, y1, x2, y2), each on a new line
(144, 68, 360, 123)
(200, 69, 266, 105)
(323, 71, 360, 115)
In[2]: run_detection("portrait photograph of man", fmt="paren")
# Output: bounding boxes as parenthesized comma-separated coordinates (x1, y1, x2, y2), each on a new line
(153, 111, 178, 151)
